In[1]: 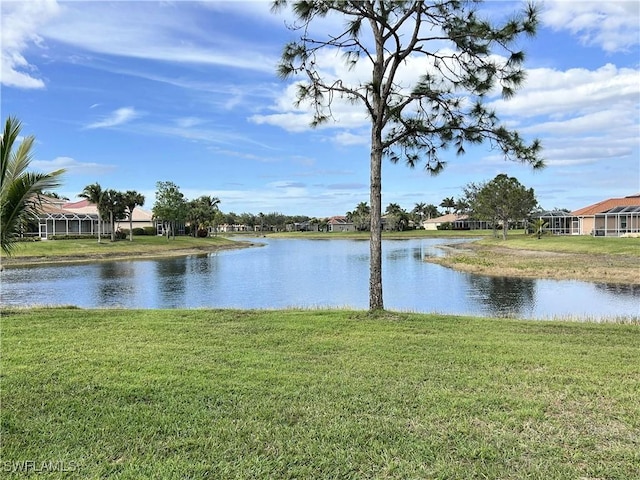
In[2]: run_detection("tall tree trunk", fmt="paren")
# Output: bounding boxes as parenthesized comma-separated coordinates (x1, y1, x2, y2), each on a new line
(97, 214, 101, 244)
(110, 211, 115, 242)
(369, 139, 384, 311)
(502, 221, 508, 240)
(129, 214, 133, 241)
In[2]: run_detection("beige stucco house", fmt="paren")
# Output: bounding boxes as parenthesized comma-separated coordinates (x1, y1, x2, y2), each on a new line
(327, 216, 356, 232)
(571, 194, 640, 236)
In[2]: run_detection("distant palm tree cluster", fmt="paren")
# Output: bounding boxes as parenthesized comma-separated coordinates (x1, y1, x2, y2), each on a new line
(79, 183, 145, 242)
(345, 201, 441, 232)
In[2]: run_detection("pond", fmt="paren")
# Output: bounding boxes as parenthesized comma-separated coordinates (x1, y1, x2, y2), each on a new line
(1, 237, 638, 320)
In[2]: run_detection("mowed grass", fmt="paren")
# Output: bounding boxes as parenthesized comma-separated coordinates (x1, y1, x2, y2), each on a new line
(2, 235, 239, 260)
(427, 233, 640, 284)
(1, 308, 638, 479)
(479, 233, 640, 256)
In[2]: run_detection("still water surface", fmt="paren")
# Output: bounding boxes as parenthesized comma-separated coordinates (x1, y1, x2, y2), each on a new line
(1, 238, 638, 320)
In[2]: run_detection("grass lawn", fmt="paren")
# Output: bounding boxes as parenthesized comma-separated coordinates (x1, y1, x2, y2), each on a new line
(1, 308, 638, 479)
(427, 233, 640, 284)
(478, 233, 640, 256)
(0, 235, 244, 265)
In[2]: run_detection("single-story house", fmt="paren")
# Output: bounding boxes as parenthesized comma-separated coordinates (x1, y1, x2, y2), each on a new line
(215, 223, 251, 233)
(286, 221, 320, 232)
(327, 216, 355, 232)
(571, 194, 640, 236)
(532, 194, 640, 237)
(37, 197, 154, 239)
(422, 213, 489, 231)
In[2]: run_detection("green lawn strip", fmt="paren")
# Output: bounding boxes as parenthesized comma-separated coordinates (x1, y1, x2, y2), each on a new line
(1, 309, 638, 479)
(478, 234, 640, 256)
(2, 235, 239, 260)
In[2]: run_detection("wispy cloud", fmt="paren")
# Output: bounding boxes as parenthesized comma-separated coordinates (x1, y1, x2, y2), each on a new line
(31, 156, 116, 175)
(38, 2, 278, 73)
(0, 0, 60, 89)
(85, 107, 139, 129)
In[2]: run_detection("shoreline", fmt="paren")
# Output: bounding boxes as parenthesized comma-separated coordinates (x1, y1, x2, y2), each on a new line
(2, 235, 639, 286)
(0, 239, 259, 269)
(425, 241, 640, 285)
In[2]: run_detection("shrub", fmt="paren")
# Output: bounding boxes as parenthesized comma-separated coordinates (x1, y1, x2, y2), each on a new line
(197, 228, 209, 238)
(16, 236, 41, 243)
(437, 222, 452, 230)
(50, 235, 97, 240)
(132, 228, 146, 236)
(143, 226, 156, 236)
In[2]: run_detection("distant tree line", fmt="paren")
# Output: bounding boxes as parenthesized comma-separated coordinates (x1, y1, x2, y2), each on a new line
(346, 174, 541, 239)
(76, 174, 541, 242)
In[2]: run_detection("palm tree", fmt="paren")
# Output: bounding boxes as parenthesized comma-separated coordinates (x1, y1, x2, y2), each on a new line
(412, 202, 427, 221)
(440, 197, 455, 215)
(454, 198, 469, 215)
(101, 189, 126, 241)
(1, 116, 64, 256)
(531, 218, 548, 239)
(122, 190, 145, 241)
(186, 195, 220, 236)
(79, 183, 104, 243)
(385, 203, 409, 231)
(424, 204, 440, 220)
(347, 201, 371, 231)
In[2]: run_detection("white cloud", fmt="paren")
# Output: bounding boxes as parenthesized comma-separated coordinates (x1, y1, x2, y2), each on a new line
(38, 1, 277, 73)
(0, 0, 60, 88)
(333, 131, 368, 147)
(85, 107, 140, 129)
(31, 156, 116, 175)
(250, 112, 314, 132)
(543, 0, 640, 52)
(492, 64, 640, 119)
(488, 63, 639, 170)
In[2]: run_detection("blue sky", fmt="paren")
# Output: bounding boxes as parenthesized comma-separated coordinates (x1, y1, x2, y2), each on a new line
(2, 0, 639, 217)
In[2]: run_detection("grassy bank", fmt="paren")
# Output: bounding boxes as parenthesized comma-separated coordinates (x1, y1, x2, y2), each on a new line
(265, 229, 494, 240)
(1, 308, 639, 479)
(428, 234, 640, 284)
(0, 235, 251, 267)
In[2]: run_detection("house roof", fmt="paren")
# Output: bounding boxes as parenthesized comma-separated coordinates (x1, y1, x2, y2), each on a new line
(572, 195, 640, 216)
(424, 213, 468, 223)
(64, 199, 91, 209)
(327, 216, 352, 225)
(39, 198, 152, 221)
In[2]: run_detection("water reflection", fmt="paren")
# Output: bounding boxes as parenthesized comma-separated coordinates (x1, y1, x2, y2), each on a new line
(97, 262, 137, 305)
(189, 254, 216, 275)
(155, 258, 187, 307)
(466, 275, 536, 317)
(595, 283, 640, 298)
(1, 238, 638, 320)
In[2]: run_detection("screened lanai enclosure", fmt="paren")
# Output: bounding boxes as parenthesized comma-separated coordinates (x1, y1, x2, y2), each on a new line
(533, 206, 640, 237)
(38, 212, 106, 239)
(590, 205, 640, 236)
(532, 211, 577, 235)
